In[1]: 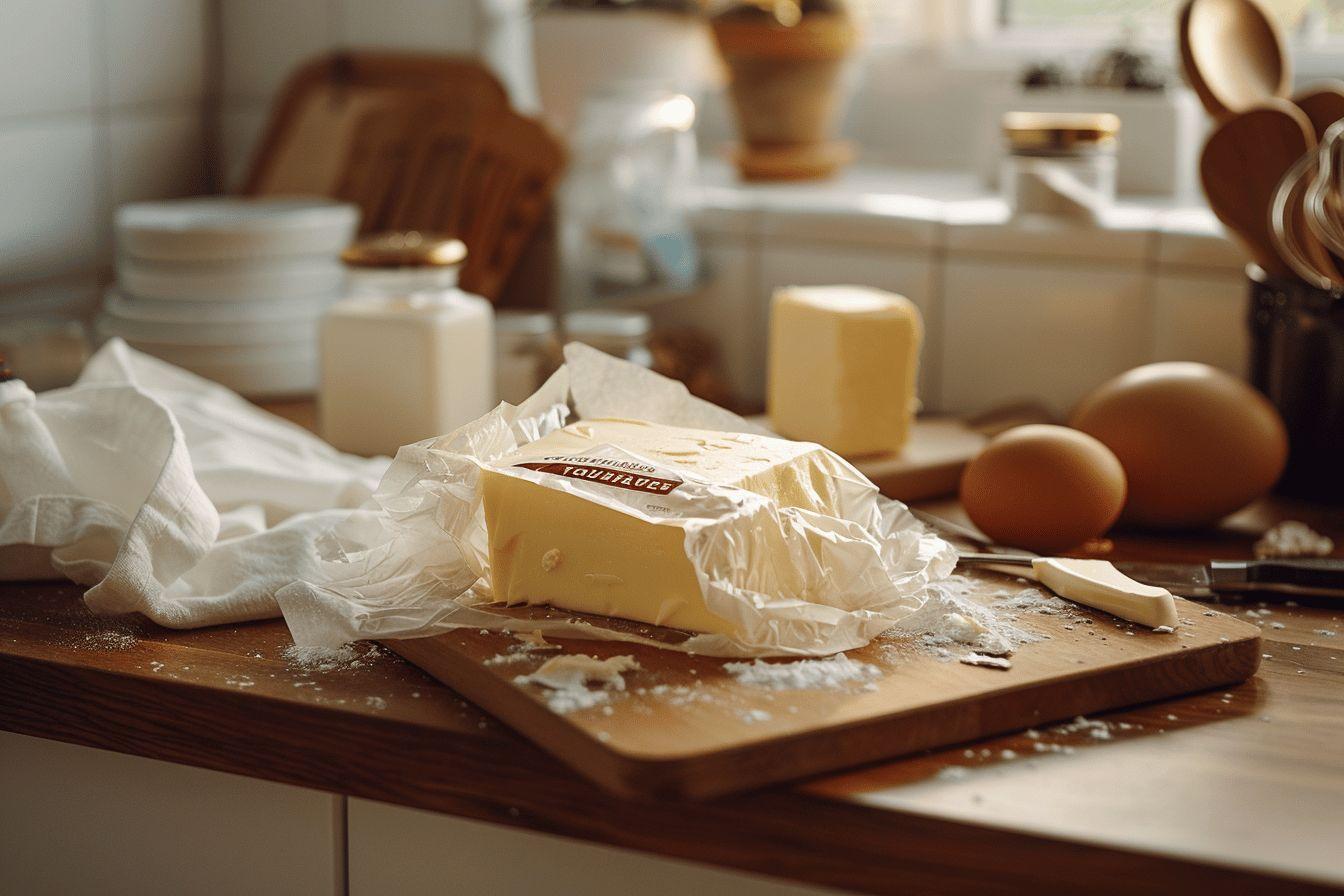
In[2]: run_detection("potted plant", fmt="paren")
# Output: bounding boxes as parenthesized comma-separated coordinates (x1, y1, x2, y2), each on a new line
(709, 0, 858, 180)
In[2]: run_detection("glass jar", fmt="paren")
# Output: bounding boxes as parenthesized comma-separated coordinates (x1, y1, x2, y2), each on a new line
(562, 309, 654, 368)
(495, 310, 562, 405)
(1001, 112, 1119, 220)
(559, 86, 701, 304)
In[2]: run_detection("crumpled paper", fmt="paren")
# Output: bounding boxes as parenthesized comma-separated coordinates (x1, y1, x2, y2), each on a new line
(277, 344, 957, 657)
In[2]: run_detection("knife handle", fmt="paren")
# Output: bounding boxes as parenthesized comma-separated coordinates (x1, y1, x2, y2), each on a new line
(1209, 558, 1344, 598)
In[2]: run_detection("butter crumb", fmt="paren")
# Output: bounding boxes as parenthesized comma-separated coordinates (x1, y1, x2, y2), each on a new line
(541, 548, 563, 572)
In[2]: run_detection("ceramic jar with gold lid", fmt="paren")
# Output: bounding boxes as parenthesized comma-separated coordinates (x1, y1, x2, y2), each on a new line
(320, 232, 494, 457)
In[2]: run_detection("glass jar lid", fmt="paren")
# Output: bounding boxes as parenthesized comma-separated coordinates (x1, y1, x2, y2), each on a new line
(341, 231, 467, 269)
(1002, 112, 1120, 152)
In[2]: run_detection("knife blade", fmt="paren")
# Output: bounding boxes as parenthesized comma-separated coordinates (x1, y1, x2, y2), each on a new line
(1114, 558, 1344, 600)
(909, 508, 1344, 603)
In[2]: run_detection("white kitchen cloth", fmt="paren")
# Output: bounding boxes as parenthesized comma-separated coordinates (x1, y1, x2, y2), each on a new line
(0, 338, 387, 627)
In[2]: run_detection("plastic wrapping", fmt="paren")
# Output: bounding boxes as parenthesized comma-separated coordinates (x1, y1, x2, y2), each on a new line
(276, 344, 956, 657)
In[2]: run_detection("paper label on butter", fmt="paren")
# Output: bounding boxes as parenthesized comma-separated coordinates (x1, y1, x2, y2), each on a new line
(513, 455, 684, 496)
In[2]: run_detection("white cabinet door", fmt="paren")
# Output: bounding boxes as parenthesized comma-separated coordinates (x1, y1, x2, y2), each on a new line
(940, 259, 1151, 417)
(0, 731, 343, 896)
(1149, 272, 1249, 376)
(759, 242, 940, 410)
(347, 798, 846, 896)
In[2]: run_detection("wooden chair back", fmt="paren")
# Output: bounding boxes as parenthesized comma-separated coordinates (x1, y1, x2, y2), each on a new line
(243, 51, 564, 301)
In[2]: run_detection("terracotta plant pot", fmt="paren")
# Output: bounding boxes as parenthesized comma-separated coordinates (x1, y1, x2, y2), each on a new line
(710, 11, 857, 180)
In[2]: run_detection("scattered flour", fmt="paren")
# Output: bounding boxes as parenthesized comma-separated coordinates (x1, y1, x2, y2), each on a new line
(515, 630, 562, 651)
(896, 575, 1057, 666)
(514, 655, 641, 714)
(723, 653, 881, 691)
(282, 644, 380, 673)
(1255, 521, 1333, 559)
(84, 630, 137, 651)
(485, 630, 567, 666)
(739, 708, 773, 724)
(1050, 715, 1140, 741)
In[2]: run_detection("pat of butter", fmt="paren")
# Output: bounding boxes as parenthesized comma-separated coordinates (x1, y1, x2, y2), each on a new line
(767, 285, 922, 458)
(480, 417, 865, 634)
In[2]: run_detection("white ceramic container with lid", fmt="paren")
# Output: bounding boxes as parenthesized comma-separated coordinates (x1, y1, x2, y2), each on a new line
(116, 197, 359, 262)
(320, 233, 495, 457)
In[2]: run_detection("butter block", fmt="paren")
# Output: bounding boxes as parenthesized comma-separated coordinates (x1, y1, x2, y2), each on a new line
(767, 285, 923, 458)
(480, 417, 864, 634)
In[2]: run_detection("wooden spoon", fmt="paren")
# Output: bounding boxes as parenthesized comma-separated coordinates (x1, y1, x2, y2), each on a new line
(1294, 80, 1344, 141)
(1179, 0, 1292, 120)
(1200, 99, 1315, 279)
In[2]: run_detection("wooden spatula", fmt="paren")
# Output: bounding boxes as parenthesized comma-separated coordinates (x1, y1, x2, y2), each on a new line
(1200, 99, 1315, 279)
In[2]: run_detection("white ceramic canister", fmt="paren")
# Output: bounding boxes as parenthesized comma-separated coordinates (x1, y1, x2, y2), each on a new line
(320, 233, 495, 457)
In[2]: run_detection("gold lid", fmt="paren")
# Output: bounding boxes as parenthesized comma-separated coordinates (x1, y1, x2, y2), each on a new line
(341, 232, 467, 268)
(1002, 112, 1120, 151)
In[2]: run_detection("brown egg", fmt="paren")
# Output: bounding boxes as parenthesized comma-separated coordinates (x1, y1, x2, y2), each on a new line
(1071, 362, 1288, 529)
(960, 424, 1127, 553)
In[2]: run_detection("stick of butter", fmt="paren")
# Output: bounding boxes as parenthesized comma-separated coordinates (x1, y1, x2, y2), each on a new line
(767, 285, 923, 458)
(480, 417, 874, 635)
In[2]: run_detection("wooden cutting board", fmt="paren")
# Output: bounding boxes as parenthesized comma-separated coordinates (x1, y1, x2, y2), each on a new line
(384, 575, 1261, 801)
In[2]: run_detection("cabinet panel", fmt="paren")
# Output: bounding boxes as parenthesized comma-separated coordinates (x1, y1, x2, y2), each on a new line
(941, 259, 1150, 416)
(1149, 272, 1249, 376)
(0, 732, 342, 896)
(348, 798, 845, 896)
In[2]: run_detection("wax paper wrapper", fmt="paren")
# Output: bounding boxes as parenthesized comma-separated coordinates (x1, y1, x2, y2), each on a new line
(277, 344, 956, 657)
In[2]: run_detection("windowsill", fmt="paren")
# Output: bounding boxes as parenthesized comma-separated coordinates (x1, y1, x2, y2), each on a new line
(690, 157, 1243, 271)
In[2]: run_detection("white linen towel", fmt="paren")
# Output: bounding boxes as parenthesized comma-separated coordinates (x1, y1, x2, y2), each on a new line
(0, 338, 387, 627)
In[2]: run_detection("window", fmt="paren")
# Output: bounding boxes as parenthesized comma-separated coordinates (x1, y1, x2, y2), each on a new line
(1001, 0, 1344, 43)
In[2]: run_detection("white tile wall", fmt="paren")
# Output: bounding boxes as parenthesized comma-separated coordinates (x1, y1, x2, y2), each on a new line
(336, 0, 479, 54)
(0, 119, 102, 284)
(103, 0, 209, 107)
(218, 99, 271, 192)
(108, 108, 209, 207)
(219, 0, 338, 103)
(0, 0, 97, 119)
(0, 0, 210, 310)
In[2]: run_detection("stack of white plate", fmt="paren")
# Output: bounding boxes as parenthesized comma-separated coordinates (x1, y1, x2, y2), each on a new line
(100, 198, 360, 398)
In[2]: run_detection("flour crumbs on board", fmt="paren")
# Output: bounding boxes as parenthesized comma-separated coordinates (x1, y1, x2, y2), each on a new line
(500, 573, 1197, 717)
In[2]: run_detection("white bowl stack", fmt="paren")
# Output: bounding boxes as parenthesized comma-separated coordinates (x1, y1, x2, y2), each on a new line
(100, 198, 360, 398)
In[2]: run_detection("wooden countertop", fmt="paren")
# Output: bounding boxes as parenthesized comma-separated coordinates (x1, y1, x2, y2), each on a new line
(3, 476, 1342, 893)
